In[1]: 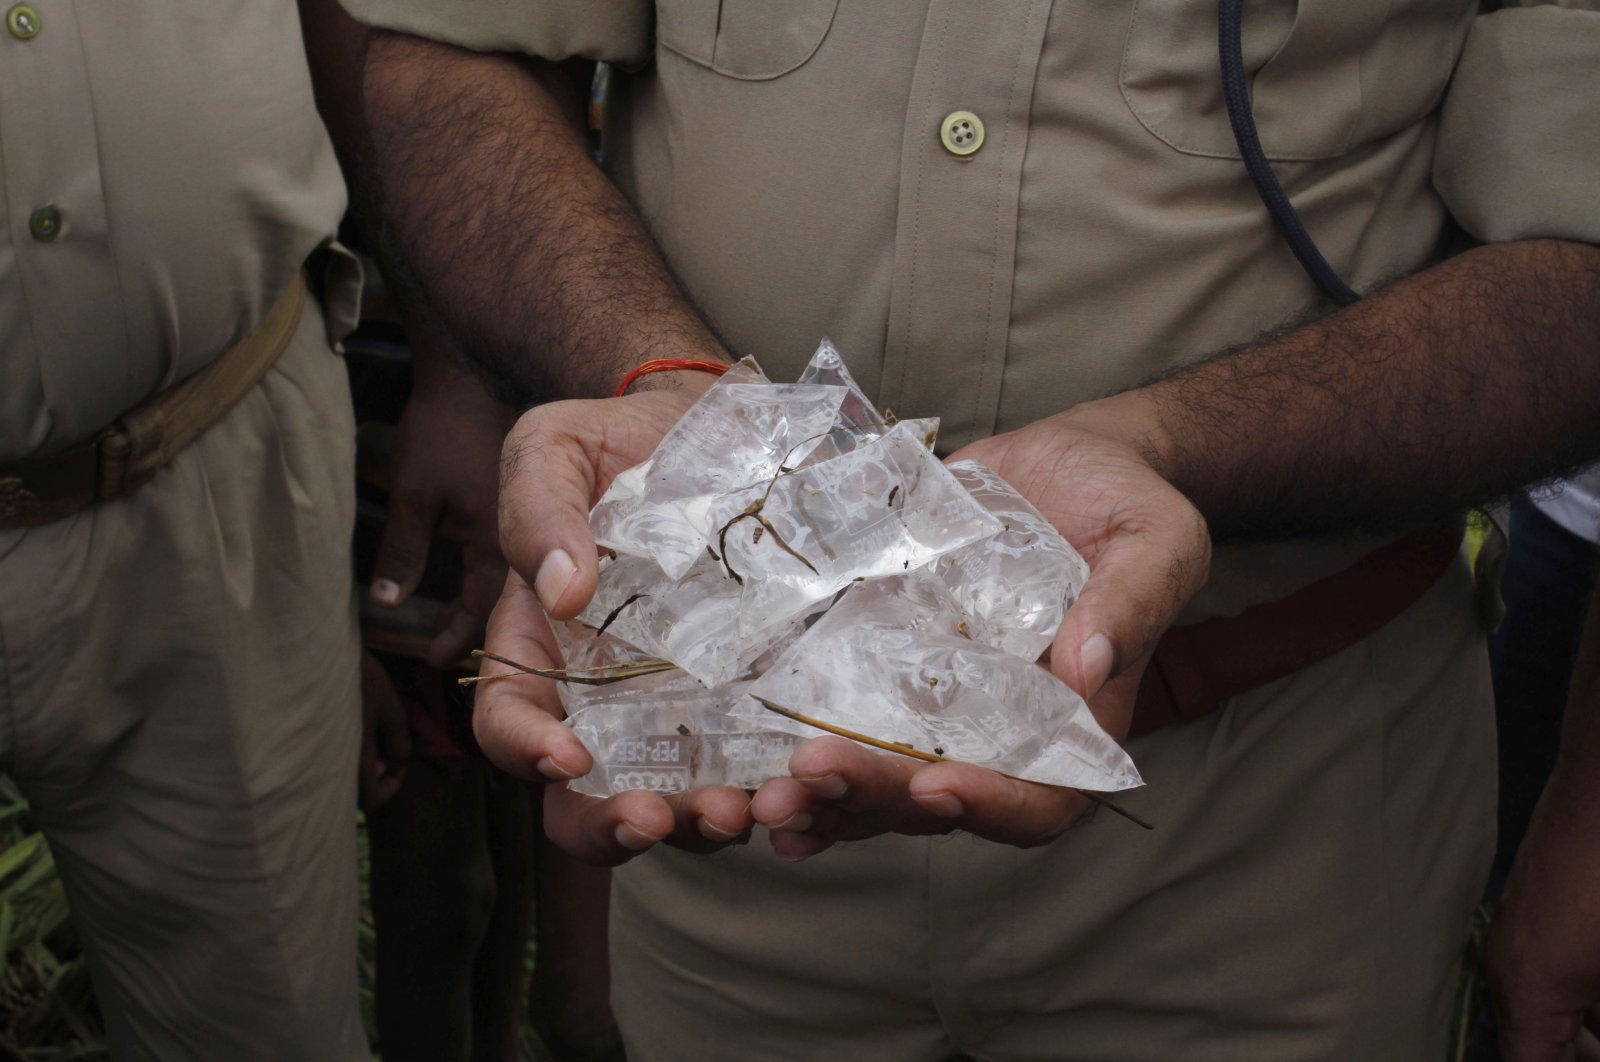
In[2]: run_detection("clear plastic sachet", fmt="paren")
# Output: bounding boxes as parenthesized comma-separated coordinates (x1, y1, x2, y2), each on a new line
(552, 621, 801, 797)
(553, 588, 806, 796)
(576, 352, 1000, 687)
(937, 460, 1091, 662)
(738, 571, 1141, 792)
(559, 339, 1141, 797)
(588, 359, 846, 581)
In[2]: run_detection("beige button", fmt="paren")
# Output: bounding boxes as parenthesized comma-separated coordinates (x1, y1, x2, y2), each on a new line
(6, 3, 40, 40)
(940, 110, 984, 158)
(28, 205, 60, 242)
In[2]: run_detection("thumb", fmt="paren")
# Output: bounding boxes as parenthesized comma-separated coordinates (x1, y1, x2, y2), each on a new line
(498, 405, 604, 620)
(371, 489, 438, 607)
(1052, 513, 1209, 702)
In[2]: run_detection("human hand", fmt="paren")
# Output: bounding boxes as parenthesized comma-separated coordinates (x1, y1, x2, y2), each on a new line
(1489, 763, 1600, 1062)
(359, 650, 413, 810)
(369, 342, 514, 667)
(475, 374, 757, 865)
(749, 402, 1210, 858)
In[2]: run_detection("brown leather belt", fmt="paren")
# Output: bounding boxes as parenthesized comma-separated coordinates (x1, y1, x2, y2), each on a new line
(1130, 523, 1464, 736)
(0, 274, 307, 530)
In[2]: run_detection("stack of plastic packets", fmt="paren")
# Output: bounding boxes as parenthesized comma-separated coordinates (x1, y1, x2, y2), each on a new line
(560, 340, 1143, 798)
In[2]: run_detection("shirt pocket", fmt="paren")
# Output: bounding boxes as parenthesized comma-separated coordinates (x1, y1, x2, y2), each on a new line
(1119, 0, 1472, 161)
(656, 0, 839, 80)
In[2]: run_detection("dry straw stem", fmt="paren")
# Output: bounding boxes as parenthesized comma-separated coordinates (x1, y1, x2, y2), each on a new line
(458, 649, 679, 687)
(462, 657, 1154, 831)
(754, 697, 1154, 831)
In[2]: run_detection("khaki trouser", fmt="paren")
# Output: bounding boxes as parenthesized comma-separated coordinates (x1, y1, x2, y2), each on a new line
(611, 556, 1495, 1061)
(0, 298, 366, 1060)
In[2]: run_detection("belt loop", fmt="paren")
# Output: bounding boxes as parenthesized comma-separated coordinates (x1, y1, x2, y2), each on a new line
(95, 426, 133, 501)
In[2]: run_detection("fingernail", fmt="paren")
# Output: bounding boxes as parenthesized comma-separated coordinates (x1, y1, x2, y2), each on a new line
(614, 821, 661, 851)
(535, 549, 578, 613)
(914, 791, 965, 818)
(1078, 632, 1116, 700)
(698, 819, 741, 842)
(774, 811, 813, 833)
(535, 755, 579, 780)
(798, 773, 847, 800)
(371, 579, 401, 606)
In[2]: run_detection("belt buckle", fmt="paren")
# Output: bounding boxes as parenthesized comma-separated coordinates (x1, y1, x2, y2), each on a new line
(0, 443, 107, 529)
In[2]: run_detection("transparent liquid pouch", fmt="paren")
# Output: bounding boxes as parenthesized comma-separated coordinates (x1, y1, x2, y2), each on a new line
(554, 340, 1140, 799)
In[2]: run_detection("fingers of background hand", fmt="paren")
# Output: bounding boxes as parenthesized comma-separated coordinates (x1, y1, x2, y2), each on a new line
(472, 571, 593, 782)
(543, 783, 676, 867)
(376, 687, 414, 774)
(498, 403, 603, 619)
(427, 601, 478, 669)
(429, 544, 509, 667)
(362, 772, 403, 812)
(1053, 499, 1210, 701)
(357, 746, 391, 810)
(358, 653, 406, 810)
(371, 484, 439, 607)
(1498, 1013, 1582, 1062)
(1494, 964, 1587, 1062)
(906, 761, 1090, 847)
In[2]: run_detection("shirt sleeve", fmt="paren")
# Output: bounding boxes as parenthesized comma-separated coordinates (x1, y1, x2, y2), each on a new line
(336, 0, 652, 66)
(1433, 2, 1600, 244)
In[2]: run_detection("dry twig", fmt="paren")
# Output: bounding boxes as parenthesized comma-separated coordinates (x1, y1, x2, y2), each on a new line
(754, 697, 1153, 830)
(457, 649, 678, 687)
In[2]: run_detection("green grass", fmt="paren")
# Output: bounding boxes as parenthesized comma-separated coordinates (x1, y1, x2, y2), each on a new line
(0, 776, 108, 1060)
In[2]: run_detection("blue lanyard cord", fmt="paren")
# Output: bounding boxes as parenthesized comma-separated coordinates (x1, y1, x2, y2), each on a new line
(1218, 0, 1363, 307)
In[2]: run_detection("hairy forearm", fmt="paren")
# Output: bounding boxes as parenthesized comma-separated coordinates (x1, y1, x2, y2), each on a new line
(1080, 238, 1600, 541)
(358, 31, 728, 404)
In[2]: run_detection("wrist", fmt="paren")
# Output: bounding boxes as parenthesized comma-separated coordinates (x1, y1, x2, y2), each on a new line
(1056, 388, 1177, 480)
(614, 357, 732, 398)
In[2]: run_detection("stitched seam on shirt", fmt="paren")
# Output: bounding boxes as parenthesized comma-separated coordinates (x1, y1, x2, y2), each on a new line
(895, 3, 954, 404)
(0, 61, 46, 412)
(69, 0, 137, 392)
(1118, 0, 1354, 162)
(973, 2, 1038, 437)
(1347, 0, 1398, 157)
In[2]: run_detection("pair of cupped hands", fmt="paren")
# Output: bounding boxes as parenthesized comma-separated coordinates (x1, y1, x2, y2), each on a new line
(457, 371, 1210, 865)
(366, 367, 1600, 1062)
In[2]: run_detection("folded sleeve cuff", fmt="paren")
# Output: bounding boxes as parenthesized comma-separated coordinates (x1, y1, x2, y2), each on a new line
(337, 0, 652, 66)
(1434, 5, 1600, 244)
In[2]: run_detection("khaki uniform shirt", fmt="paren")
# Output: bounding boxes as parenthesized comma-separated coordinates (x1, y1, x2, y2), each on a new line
(343, 0, 1600, 618)
(0, 0, 355, 460)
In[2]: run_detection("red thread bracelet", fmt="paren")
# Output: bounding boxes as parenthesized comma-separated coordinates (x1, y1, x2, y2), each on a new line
(613, 358, 730, 398)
